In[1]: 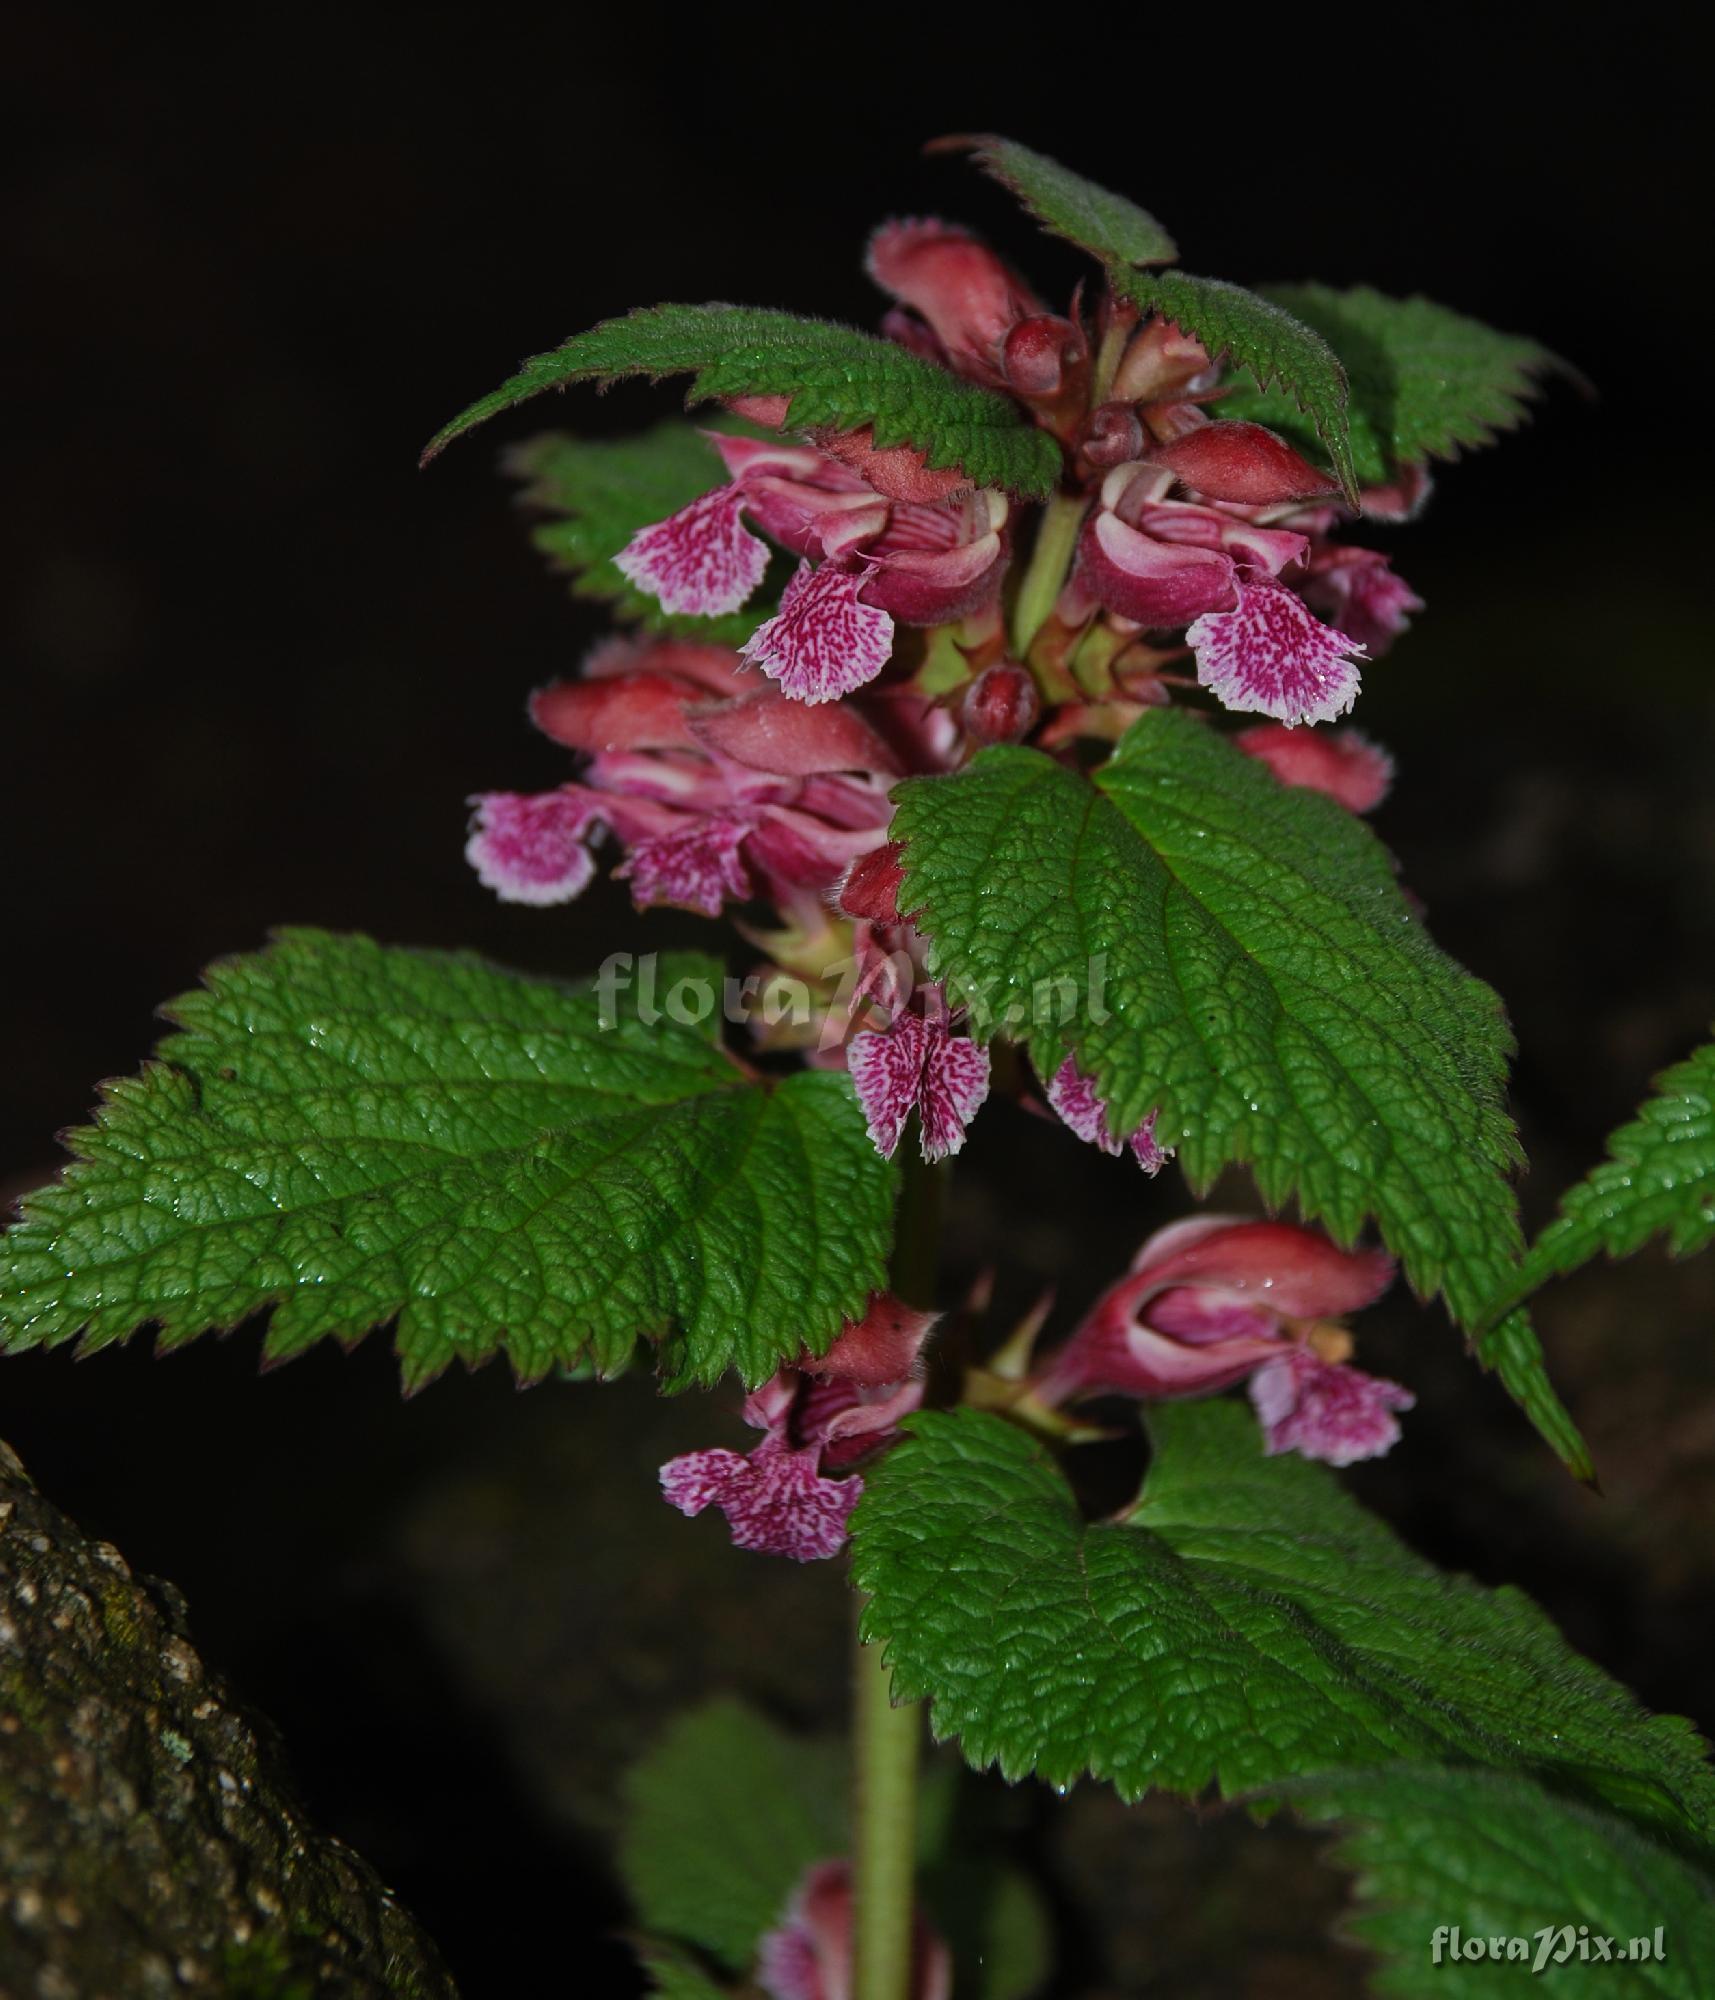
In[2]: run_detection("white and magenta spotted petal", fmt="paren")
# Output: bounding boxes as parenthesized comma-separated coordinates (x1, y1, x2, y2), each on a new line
(1128, 1108, 1172, 1177)
(1048, 1057, 1172, 1174)
(1047, 1056, 1122, 1154)
(614, 483, 770, 617)
(916, 1025, 990, 1162)
(465, 789, 602, 906)
(1249, 1347, 1415, 1467)
(742, 562, 895, 705)
(848, 1012, 929, 1160)
(659, 1438, 859, 1561)
(617, 813, 752, 917)
(1187, 579, 1365, 728)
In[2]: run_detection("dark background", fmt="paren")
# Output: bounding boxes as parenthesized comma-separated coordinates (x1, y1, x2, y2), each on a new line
(5, 18, 1713, 1995)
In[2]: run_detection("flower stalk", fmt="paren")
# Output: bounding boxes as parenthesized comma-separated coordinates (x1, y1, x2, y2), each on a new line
(850, 1143, 941, 2000)
(1008, 488, 1087, 657)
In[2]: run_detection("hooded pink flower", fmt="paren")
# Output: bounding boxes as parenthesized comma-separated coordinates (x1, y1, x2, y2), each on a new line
(1029, 1215, 1411, 1465)
(757, 1860, 951, 2000)
(1076, 460, 1313, 631)
(1045, 1056, 1172, 1174)
(1072, 311, 1426, 727)
(847, 988, 991, 1162)
(659, 1295, 937, 1561)
(467, 638, 903, 917)
(614, 432, 1009, 703)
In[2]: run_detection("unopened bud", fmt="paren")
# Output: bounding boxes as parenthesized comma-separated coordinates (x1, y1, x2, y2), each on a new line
(1080, 401, 1146, 469)
(961, 662, 1040, 745)
(1000, 313, 1084, 400)
(838, 842, 906, 925)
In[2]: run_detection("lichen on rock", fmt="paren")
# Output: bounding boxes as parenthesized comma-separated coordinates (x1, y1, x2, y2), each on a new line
(0, 1438, 458, 1999)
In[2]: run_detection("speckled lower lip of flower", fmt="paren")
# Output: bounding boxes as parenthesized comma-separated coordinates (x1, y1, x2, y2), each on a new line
(847, 992, 991, 1162)
(1044, 1054, 1171, 1173)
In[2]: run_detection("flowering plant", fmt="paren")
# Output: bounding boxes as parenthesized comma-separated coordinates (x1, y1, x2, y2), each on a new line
(7, 136, 1715, 1995)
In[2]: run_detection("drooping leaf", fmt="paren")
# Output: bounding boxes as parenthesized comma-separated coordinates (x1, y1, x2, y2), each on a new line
(504, 418, 784, 643)
(0, 932, 895, 1391)
(1488, 1032, 1715, 1324)
(421, 304, 1063, 497)
(1475, 1307, 1594, 1483)
(892, 713, 1519, 1330)
(1217, 284, 1563, 491)
(1283, 1765, 1715, 1997)
(941, 133, 1178, 267)
(619, 1700, 1052, 2000)
(851, 1404, 1715, 1844)
(1106, 268, 1357, 503)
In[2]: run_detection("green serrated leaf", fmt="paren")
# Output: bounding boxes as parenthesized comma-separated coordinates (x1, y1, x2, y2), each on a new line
(1218, 284, 1562, 490)
(620, 1700, 1051, 1999)
(620, 1700, 846, 1974)
(892, 713, 1521, 1334)
(1489, 1033, 1715, 1325)
(851, 1405, 1715, 1843)
(1283, 1765, 1715, 1998)
(504, 418, 783, 643)
(945, 133, 1178, 267)
(1107, 268, 1357, 504)
(1476, 1307, 1594, 1482)
(0, 932, 895, 1391)
(631, 1939, 732, 2000)
(422, 304, 1062, 498)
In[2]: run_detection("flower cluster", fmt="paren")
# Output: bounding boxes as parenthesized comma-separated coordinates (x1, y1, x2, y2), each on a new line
(470, 201, 1431, 1551)
(610, 220, 1420, 730)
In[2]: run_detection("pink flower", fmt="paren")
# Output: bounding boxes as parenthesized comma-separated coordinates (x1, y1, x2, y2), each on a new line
(1029, 1215, 1410, 1465)
(468, 638, 902, 917)
(1249, 1343, 1415, 1468)
(659, 1295, 937, 1562)
(757, 1860, 951, 2000)
(848, 993, 991, 1162)
(614, 432, 1009, 703)
(1076, 461, 1311, 628)
(1045, 1056, 1172, 1174)
(1235, 724, 1395, 812)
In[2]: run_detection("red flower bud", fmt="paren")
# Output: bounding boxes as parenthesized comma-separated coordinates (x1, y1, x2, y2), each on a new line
(1145, 420, 1340, 505)
(838, 841, 906, 924)
(961, 662, 1040, 745)
(1000, 313, 1087, 401)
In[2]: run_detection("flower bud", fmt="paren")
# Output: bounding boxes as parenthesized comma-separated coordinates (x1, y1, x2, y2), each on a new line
(961, 662, 1040, 745)
(1145, 420, 1340, 505)
(1000, 312, 1087, 402)
(837, 841, 906, 925)
(1080, 401, 1147, 470)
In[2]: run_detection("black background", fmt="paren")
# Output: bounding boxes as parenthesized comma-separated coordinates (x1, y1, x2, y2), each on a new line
(6, 18, 1714, 1995)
